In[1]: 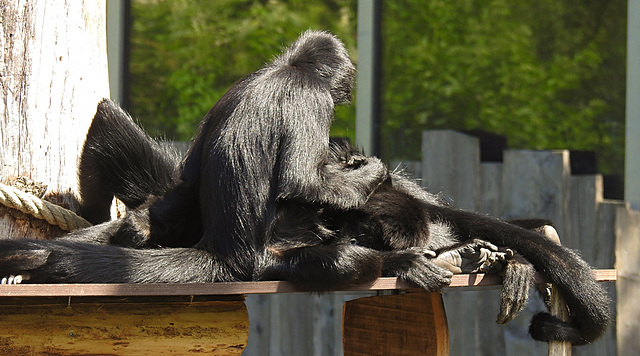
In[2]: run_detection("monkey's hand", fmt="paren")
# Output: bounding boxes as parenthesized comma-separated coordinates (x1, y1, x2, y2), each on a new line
(0, 241, 50, 284)
(433, 240, 510, 274)
(381, 248, 453, 292)
(320, 155, 388, 210)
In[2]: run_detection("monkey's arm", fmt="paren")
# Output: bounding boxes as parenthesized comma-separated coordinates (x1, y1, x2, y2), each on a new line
(258, 243, 384, 291)
(275, 103, 388, 210)
(0, 239, 224, 284)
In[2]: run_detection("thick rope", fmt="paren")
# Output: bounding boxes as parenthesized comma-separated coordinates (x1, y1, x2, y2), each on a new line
(0, 182, 91, 231)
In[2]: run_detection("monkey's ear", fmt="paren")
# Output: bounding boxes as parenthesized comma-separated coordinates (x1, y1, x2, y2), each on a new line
(276, 30, 356, 105)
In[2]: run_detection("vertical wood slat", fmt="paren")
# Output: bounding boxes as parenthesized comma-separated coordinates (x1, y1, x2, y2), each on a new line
(343, 292, 448, 356)
(422, 130, 480, 356)
(501, 150, 571, 237)
(422, 130, 480, 210)
(476, 162, 507, 356)
(569, 178, 619, 356)
(579, 201, 622, 356)
(244, 292, 375, 356)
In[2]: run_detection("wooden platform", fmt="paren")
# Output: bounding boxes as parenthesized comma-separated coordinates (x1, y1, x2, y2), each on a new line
(0, 270, 616, 355)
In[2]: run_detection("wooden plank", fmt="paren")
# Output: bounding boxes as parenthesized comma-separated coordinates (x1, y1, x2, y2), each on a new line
(343, 292, 448, 356)
(0, 271, 615, 297)
(0, 298, 248, 355)
(500, 150, 571, 355)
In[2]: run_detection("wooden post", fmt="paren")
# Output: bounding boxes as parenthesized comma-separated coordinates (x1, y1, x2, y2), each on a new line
(0, 0, 109, 239)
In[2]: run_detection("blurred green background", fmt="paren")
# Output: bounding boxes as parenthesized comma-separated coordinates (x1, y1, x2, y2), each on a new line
(127, 0, 626, 176)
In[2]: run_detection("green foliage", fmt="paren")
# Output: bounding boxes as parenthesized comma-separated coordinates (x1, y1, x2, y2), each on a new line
(381, 0, 626, 174)
(129, 0, 357, 141)
(128, 0, 626, 175)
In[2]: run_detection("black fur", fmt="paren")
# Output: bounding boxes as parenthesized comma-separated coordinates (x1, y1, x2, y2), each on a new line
(0, 30, 609, 345)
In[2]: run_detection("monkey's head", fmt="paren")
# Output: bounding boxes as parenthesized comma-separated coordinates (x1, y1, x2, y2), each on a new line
(276, 30, 355, 105)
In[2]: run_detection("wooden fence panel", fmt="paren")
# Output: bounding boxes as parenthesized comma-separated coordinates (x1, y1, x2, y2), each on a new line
(476, 161, 507, 356)
(421, 132, 619, 356)
(568, 175, 601, 254)
(571, 200, 621, 356)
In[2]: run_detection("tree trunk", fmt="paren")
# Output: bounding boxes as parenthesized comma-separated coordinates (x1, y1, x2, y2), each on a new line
(0, 0, 109, 239)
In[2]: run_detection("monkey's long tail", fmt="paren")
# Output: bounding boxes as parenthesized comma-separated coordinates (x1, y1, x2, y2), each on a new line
(431, 205, 611, 345)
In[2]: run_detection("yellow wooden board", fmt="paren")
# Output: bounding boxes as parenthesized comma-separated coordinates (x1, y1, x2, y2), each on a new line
(0, 298, 248, 355)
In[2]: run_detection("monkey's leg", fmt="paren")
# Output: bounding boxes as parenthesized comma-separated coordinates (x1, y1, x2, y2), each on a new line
(79, 99, 180, 223)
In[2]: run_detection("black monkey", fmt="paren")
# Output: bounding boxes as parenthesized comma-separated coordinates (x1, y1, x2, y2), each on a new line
(0, 30, 391, 286)
(0, 30, 609, 345)
(180, 30, 388, 280)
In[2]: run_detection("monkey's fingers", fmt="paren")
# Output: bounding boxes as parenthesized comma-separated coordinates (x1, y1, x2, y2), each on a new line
(431, 249, 463, 274)
(383, 249, 453, 292)
(0, 274, 26, 285)
(399, 260, 453, 292)
(459, 239, 499, 255)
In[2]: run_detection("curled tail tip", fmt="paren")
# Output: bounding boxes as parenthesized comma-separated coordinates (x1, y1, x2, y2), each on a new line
(529, 312, 606, 346)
